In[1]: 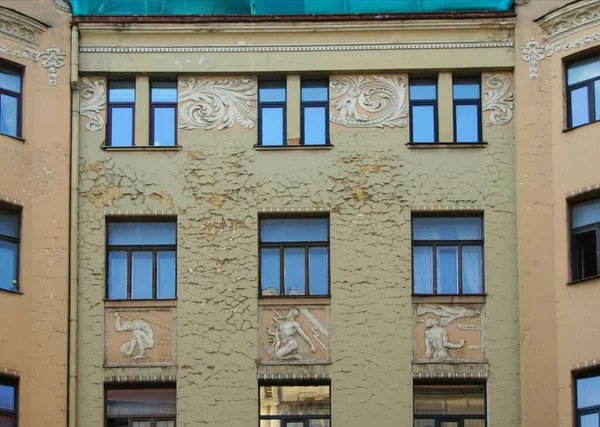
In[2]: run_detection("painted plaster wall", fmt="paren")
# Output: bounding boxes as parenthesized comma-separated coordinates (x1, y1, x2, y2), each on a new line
(0, 1, 71, 426)
(77, 25, 520, 427)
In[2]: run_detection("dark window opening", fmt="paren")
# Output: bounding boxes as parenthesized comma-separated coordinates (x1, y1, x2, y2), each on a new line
(0, 65, 22, 138)
(410, 78, 438, 143)
(571, 199, 600, 281)
(150, 81, 177, 147)
(301, 80, 329, 146)
(258, 81, 286, 146)
(107, 81, 135, 147)
(0, 208, 20, 292)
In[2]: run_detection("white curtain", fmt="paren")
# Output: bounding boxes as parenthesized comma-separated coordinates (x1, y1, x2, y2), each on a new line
(462, 246, 482, 294)
(414, 247, 433, 293)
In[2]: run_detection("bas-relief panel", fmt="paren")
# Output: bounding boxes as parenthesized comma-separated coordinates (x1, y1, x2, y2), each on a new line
(105, 308, 176, 367)
(414, 304, 485, 363)
(259, 306, 330, 365)
(482, 73, 514, 127)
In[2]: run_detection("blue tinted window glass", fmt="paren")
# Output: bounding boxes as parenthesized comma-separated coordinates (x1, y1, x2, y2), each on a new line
(413, 217, 482, 240)
(259, 85, 286, 102)
(0, 241, 17, 292)
(1, 94, 18, 137)
(109, 82, 135, 102)
(456, 104, 479, 143)
(0, 384, 14, 411)
(261, 219, 328, 242)
(410, 81, 436, 100)
(568, 56, 600, 85)
(596, 80, 600, 121)
(578, 376, 600, 409)
(109, 222, 176, 245)
(132, 251, 153, 299)
(309, 247, 328, 295)
(153, 107, 176, 146)
(573, 200, 600, 228)
(260, 107, 284, 146)
(571, 86, 590, 128)
(151, 83, 177, 102)
(0, 70, 20, 93)
(303, 106, 327, 145)
(108, 251, 127, 299)
(413, 246, 433, 294)
(453, 80, 480, 100)
(580, 414, 599, 427)
(284, 248, 305, 296)
(261, 248, 280, 296)
(0, 211, 18, 238)
(437, 246, 458, 294)
(110, 107, 134, 146)
(412, 105, 435, 143)
(157, 251, 176, 299)
(302, 83, 328, 102)
(462, 246, 483, 294)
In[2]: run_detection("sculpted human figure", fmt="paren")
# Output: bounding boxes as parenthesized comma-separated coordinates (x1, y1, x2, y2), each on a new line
(113, 312, 155, 360)
(267, 309, 317, 360)
(424, 317, 466, 361)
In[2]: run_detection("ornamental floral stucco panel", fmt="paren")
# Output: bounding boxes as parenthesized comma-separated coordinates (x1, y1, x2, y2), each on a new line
(482, 74, 514, 127)
(0, 44, 66, 86)
(259, 306, 330, 365)
(329, 74, 409, 128)
(414, 304, 485, 363)
(80, 77, 107, 132)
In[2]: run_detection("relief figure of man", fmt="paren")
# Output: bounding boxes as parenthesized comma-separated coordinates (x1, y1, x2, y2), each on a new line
(267, 308, 317, 360)
(114, 312, 155, 360)
(424, 317, 466, 361)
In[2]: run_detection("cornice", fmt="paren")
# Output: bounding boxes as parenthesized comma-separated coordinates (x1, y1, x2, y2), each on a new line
(0, 6, 49, 48)
(258, 373, 331, 381)
(537, 0, 600, 42)
(412, 371, 488, 379)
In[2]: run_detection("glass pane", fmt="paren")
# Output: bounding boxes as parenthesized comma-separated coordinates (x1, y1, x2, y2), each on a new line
(410, 80, 437, 100)
(570, 86, 590, 128)
(156, 421, 175, 427)
(596, 80, 600, 121)
(132, 251, 153, 299)
(110, 107, 134, 146)
(109, 81, 135, 102)
(573, 229, 598, 280)
(573, 200, 600, 228)
(259, 84, 286, 102)
(0, 70, 21, 93)
(261, 218, 328, 242)
(413, 246, 433, 294)
(441, 422, 459, 427)
(309, 420, 330, 427)
(260, 107, 284, 146)
(109, 222, 176, 245)
(413, 217, 482, 240)
(453, 79, 480, 99)
(578, 375, 600, 409)
(414, 385, 485, 415)
(151, 83, 177, 102)
(108, 251, 128, 299)
(260, 421, 281, 427)
(462, 246, 483, 294)
(411, 105, 435, 143)
(581, 414, 600, 427)
(568, 56, 600, 85)
(464, 421, 486, 427)
(414, 420, 435, 427)
(286, 423, 303, 427)
(309, 247, 328, 295)
(437, 246, 458, 294)
(106, 388, 176, 417)
(0, 211, 19, 237)
(284, 248, 305, 295)
(132, 422, 151, 427)
(0, 414, 14, 427)
(303, 106, 327, 145)
(0, 241, 18, 292)
(157, 251, 176, 299)
(260, 385, 330, 415)
(0, 384, 14, 411)
(455, 104, 479, 143)
(153, 107, 176, 146)
(261, 248, 280, 295)
(0, 94, 18, 137)
(302, 83, 328, 101)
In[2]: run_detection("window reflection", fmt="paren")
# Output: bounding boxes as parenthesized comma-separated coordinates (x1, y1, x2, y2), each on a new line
(108, 81, 135, 146)
(410, 79, 437, 143)
(567, 56, 600, 128)
(259, 81, 286, 146)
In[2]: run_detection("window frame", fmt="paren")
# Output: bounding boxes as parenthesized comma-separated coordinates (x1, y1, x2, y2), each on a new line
(413, 383, 487, 427)
(105, 217, 177, 300)
(569, 198, 600, 282)
(107, 80, 136, 147)
(0, 376, 18, 427)
(0, 207, 20, 293)
(0, 63, 23, 139)
(574, 371, 600, 427)
(258, 215, 330, 297)
(149, 81, 178, 147)
(409, 78, 439, 143)
(300, 80, 330, 146)
(565, 53, 600, 130)
(104, 384, 176, 427)
(258, 383, 331, 427)
(452, 77, 482, 143)
(411, 214, 485, 296)
(258, 80, 287, 146)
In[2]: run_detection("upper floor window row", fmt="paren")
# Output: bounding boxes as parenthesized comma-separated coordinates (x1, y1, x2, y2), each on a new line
(0, 65, 22, 139)
(567, 55, 600, 129)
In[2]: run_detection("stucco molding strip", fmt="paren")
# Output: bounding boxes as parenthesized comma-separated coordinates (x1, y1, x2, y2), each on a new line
(537, 0, 600, 42)
(79, 41, 514, 54)
(482, 74, 514, 127)
(0, 6, 49, 48)
(105, 375, 177, 384)
(105, 210, 176, 216)
(80, 77, 106, 131)
(0, 44, 66, 86)
(567, 183, 600, 198)
(0, 367, 19, 378)
(572, 359, 600, 372)
(0, 194, 23, 207)
(412, 205, 484, 212)
(412, 372, 488, 379)
(258, 373, 331, 381)
(258, 207, 330, 214)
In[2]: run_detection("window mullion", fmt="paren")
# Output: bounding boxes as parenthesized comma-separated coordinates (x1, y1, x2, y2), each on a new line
(279, 246, 285, 296)
(127, 249, 132, 299)
(433, 244, 438, 295)
(305, 245, 309, 295)
(458, 243, 463, 295)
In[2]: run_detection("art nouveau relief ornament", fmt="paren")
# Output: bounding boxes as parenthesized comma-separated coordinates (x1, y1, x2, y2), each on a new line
(538, 0, 600, 41)
(0, 44, 65, 86)
(521, 39, 545, 80)
(0, 7, 49, 48)
(80, 77, 106, 131)
(329, 75, 409, 128)
(178, 77, 257, 130)
(482, 74, 514, 126)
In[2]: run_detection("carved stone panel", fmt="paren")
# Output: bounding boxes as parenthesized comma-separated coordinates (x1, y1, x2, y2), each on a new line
(105, 307, 176, 367)
(80, 77, 107, 132)
(414, 304, 485, 364)
(482, 74, 514, 127)
(259, 306, 330, 365)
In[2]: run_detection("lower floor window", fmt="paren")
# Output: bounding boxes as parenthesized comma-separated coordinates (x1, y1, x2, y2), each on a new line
(106, 387, 176, 427)
(260, 384, 330, 427)
(0, 377, 17, 427)
(414, 384, 486, 427)
(576, 373, 600, 427)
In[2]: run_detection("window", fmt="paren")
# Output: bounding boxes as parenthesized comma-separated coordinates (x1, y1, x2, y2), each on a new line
(414, 384, 486, 427)
(0, 377, 17, 427)
(453, 77, 481, 143)
(106, 387, 176, 427)
(0, 209, 19, 292)
(567, 55, 600, 128)
(259, 217, 329, 296)
(151, 82, 177, 147)
(260, 385, 330, 427)
(571, 199, 600, 281)
(0, 65, 22, 138)
(107, 220, 176, 300)
(410, 79, 438, 143)
(412, 216, 484, 295)
(108, 81, 135, 147)
(301, 81, 329, 145)
(576, 373, 600, 427)
(258, 81, 286, 146)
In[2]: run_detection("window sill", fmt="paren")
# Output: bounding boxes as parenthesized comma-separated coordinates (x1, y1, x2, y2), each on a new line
(104, 299, 177, 308)
(254, 144, 334, 151)
(412, 294, 486, 304)
(567, 274, 600, 286)
(258, 296, 331, 306)
(0, 287, 22, 295)
(563, 120, 600, 133)
(407, 142, 488, 149)
(101, 145, 182, 152)
(0, 132, 25, 143)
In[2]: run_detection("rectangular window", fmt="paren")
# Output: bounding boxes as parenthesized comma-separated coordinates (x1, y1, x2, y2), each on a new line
(410, 78, 438, 143)
(567, 56, 600, 128)
(108, 81, 135, 147)
(414, 384, 486, 427)
(571, 199, 600, 281)
(151, 82, 177, 147)
(106, 387, 176, 427)
(260, 385, 330, 427)
(301, 80, 329, 146)
(576, 373, 600, 427)
(0, 209, 19, 292)
(453, 77, 481, 143)
(258, 81, 286, 146)
(0, 377, 17, 427)
(0, 65, 22, 138)
(412, 216, 484, 295)
(107, 220, 176, 300)
(259, 217, 329, 296)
